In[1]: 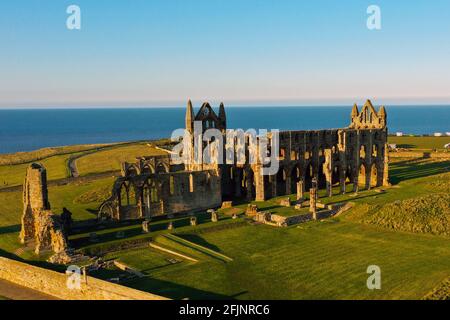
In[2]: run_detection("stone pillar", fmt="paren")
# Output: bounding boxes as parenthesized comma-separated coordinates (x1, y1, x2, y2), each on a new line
(234, 172, 242, 197)
(323, 149, 333, 197)
(382, 143, 390, 186)
(312, 177, 318, 194)
(365, 165, 371, 190)
(338, 129, 347, 195)
(254, 166, 266, 201)
(142, 220, 150, 233)
(271, 175, 277, 198)
(296, 180, 304, 201)
(285, 176, 291, 195)
(309, 188, 317, 220)
(353, 176, 359, 193)
(340, 170, 346, 194)
(245, 178, 253, 201)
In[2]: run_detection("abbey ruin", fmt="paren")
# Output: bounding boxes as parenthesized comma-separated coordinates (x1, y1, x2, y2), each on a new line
(98, 99, 389, 221)
(20, 163, 71, 263)
(19, 99, 389, 260)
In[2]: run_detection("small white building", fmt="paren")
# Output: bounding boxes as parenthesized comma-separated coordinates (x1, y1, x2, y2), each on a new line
(434, 132, 443, 137)
(396, 132, 403, 137)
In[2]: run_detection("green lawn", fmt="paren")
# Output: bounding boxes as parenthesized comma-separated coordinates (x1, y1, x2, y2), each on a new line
(101, 219, 450, 300)
(388, 136, 449, 150)
(0, 153, 73, 189)
(76, 143, 167, 176)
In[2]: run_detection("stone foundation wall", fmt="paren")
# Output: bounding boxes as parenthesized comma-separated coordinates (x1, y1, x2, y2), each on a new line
(0, 257, 167, 300)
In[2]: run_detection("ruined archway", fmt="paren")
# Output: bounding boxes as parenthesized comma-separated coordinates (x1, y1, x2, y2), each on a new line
(243, 168, 256, 200)
(290, 165, 301, 194)
(370, 163, 378, 188)
(156, 163, 167, 174)
(304, 163, 313, 190)
(358, 164, 367, 189)
(276, 167, 287, 196)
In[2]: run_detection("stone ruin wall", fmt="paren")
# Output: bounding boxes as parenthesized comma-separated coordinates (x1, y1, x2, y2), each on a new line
(0, 257, 167, 300)
(100, 165, 222, 221)
(218, 100, 389, 202)
(19, 163, 70, 262)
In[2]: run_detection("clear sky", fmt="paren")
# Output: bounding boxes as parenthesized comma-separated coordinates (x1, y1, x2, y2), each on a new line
(1, 0, 450, 107)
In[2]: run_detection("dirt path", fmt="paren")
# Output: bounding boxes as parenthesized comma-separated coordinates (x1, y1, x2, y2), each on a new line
(0, 279, 58, 300)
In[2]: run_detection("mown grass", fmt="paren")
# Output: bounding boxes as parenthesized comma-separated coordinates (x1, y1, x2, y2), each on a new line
(0, 153, 73, 188)
(76, 143, 167, 176)
(388, 136, 449, 150)
(0, 141, 168, 189)
(104, 219, 450, 300)
(0, 143, 114, 166)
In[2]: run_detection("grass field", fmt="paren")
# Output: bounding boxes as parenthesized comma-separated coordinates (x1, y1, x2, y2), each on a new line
(0, 153, 73, 188)
(91, 219, 450, 300)
(76, 142, 167, 176)
(0, 138, 448, 299)
(388, 136, 449, 150)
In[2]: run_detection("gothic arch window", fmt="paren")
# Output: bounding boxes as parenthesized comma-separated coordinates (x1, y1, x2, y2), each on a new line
(360, 145, 366, 158)
(150, 182, 159, 203)
(156, 163, 167, 174)
(189, 174, 194, 193)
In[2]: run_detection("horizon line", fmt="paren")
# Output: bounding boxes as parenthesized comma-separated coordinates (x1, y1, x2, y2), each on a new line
(1, 103, 450, 110)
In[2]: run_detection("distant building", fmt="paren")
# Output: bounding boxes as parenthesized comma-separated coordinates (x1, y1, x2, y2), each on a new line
(434, 132, 443, 137)
(396, 132, 403, 137)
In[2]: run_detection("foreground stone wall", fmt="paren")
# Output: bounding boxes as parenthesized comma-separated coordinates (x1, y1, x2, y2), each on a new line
(0, 257, 167, 300)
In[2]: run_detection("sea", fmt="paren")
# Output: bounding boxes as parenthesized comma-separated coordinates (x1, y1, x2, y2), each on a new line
(0, 105, 449, 154)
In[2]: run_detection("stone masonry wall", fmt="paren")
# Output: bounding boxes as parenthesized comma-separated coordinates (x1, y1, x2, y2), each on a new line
(0, 257, 168, 300)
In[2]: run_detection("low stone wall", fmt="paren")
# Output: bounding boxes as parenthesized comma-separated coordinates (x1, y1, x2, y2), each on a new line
(254, 203, 352, 227)
(0, 257, 168, 300)
(390, 151, 450, 159)
(272, 213, 312, 226)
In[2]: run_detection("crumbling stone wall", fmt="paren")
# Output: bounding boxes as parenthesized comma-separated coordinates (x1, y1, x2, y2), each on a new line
(100, 158, 222, 221)
(0, 257, 167, 300)
(20, 163, 69, 262)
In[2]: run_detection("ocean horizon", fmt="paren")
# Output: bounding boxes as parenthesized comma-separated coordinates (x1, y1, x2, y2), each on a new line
(0, 105, 449, 154)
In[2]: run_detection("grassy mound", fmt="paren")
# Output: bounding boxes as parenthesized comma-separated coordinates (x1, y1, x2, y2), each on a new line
(349, 193, 450, 236)
(73, 185, 112, 204)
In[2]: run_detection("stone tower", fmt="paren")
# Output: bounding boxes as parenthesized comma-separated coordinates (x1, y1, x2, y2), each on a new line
(20, 163, 69, 260)
(20, 163, 50, 244)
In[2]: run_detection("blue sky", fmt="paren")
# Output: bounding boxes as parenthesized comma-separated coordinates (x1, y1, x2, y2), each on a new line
(1, 0, 450, 107)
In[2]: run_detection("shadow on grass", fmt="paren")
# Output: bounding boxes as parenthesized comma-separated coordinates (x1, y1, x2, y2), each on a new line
(0, 224, 20, 235)
(90, 265, 237, 299)
(125, 276, 237, 300)
(69, 213, 214, 249)
(174, 234, 222, 253)
(390, 159, 450, 184)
